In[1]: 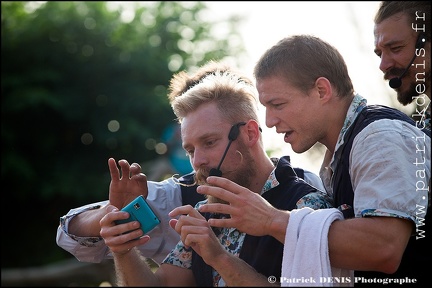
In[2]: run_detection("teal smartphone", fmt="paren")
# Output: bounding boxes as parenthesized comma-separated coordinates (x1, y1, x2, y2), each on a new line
(115, 195, 161, 234)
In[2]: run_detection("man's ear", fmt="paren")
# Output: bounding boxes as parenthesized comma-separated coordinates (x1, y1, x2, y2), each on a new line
(244, 119, 261, 146)
(314, 77, 333, 102)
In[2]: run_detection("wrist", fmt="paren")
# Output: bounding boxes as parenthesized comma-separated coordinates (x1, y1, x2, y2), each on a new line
(268, 209, 290, 243)
(69, 206, 107, 237)
(206, 250, 233, 270)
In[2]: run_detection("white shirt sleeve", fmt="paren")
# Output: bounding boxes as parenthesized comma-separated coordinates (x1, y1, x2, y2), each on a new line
(56, 177, 183, 264)
(350, 119, 430, 225)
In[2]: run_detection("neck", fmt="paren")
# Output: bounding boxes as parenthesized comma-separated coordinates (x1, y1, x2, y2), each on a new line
(324, 95, 354, 154)
(249, 152, 275, 194)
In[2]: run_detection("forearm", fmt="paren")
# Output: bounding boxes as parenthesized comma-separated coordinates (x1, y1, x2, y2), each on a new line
(210, 252, 278, 287)
(328, 217, 412, 273)
(114, 248, 160, 286)
(68, 205, 109, 237)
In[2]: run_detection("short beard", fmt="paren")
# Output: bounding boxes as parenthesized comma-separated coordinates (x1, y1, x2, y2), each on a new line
(397, 71, 430, 105)
(196, 141, 256, 205)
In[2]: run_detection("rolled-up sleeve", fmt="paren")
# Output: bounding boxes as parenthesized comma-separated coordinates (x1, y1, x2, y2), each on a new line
(56, 177, 183, 264)
(350, 119, 430, 229)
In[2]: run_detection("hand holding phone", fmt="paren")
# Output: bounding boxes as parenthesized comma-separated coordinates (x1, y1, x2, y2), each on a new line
(115, 195, 161, 235)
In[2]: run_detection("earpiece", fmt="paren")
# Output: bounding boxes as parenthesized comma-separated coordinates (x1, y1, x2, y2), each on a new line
(228, 122, 246, 141)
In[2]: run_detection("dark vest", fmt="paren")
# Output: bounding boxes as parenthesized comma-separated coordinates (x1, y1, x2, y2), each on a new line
(189, 156, 323, 286)
(332, 105, 431, 285)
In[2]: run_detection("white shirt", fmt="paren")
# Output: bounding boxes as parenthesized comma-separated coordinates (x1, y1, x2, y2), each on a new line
(320, 94, 430, 225)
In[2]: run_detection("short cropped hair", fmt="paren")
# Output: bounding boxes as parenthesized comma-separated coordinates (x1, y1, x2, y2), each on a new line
(254, 34, 354, 98)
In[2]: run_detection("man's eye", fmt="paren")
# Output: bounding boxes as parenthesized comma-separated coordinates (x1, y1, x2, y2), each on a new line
(273, 103, 284, 109)
(391, 46, 402, 52)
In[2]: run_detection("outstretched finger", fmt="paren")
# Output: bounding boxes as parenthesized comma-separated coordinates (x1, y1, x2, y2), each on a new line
(206, 176, 246, 195)
(198, 202, 234, 215)
(118, 159, 131, 179)
(108, 158, 121, 181)
(207, 217, 235, 229)
(196, 185, 238, 204)
(169, 205, 196, 218)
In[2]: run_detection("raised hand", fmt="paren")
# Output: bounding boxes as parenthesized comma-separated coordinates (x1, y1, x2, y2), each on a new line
(108, 158, 149, 209)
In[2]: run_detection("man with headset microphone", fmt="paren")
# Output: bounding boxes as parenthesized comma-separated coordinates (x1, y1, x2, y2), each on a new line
(56, 61, 326, 269)
(373, 1, 430, 130)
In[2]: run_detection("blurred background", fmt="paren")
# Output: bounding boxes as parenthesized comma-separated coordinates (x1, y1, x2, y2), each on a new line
(1, 1, 419, 286)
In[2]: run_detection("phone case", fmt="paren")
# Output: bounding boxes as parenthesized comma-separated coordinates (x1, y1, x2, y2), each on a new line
(115, 195, 161, 234)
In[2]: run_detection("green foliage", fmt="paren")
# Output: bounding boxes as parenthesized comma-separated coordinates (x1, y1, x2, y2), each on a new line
(1, 1, 245, 268)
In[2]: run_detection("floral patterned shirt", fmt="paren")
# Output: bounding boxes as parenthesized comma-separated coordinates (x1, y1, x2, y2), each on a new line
(162, 167, 333, 286)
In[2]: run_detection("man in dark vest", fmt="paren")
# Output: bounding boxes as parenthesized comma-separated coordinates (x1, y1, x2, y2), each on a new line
(56, 61, 325, 266)
(198, 35, 431, 286)
(99, 66, 333, 286)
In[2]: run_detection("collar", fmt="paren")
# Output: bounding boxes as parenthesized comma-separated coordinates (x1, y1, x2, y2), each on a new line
(261, 157, 280, 195)
(329, 94, 367, 171)
(261, 156, 298, 195)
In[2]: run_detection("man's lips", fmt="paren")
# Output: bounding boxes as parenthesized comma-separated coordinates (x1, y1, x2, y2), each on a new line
(283, 131, 293, 142)
(384, 75, 397, 81)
